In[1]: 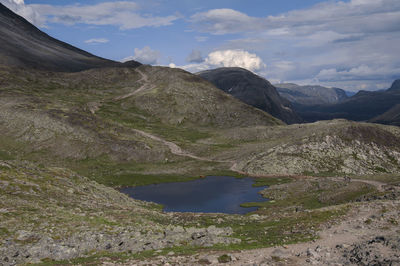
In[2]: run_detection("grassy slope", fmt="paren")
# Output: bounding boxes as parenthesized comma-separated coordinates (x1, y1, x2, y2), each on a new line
(1, 65, 400, 186)
(0, 65, 281, 186)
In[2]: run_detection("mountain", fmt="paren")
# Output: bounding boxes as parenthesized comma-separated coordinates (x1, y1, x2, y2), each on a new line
(1, 5, 400, 265)
(197, 67, 301, 124)
(387, 79, 400, 91)
(344, 90, 357, 97)
(293, 79, 400, 123)
(370, 104, 400, 126)
(0, 3, 140, 72)
(274, 83, 348, 105)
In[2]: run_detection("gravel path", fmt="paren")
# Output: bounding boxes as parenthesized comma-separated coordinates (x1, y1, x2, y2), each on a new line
(114, 69, 155, 100)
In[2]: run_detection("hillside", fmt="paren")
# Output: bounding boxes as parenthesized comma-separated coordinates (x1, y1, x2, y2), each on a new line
(1, 4, 400, 265)
(370, 104, 400, 126)
(0, 3, 140, 72)
(275, 83, 348, 105)
(198, 67, 301, 124)
(294, 79, 400, 123)
(208, 119, 400, 176)
(0, 64, 283, 187)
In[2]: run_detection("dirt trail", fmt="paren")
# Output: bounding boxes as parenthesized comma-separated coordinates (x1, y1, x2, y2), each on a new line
(114, 69, 155, 101)
(132, 128, 220, 162)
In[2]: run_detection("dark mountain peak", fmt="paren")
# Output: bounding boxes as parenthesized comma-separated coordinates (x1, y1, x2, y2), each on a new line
(0, 3, 140, 72)
(388, 79, 400, 91)
(353, 90, 375, 97)
(197, 67, 302, 124)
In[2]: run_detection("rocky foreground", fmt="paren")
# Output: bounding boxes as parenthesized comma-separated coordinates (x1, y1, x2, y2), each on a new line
(112, 200, 400, 265)
(0, 160, 239, 265)
(2, 158, 399, 265)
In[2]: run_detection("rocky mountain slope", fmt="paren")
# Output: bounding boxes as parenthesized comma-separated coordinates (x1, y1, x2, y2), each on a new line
(370, 104, 400, 126)
(294, 79, 400, 123)
(0, 3, 140, 72)
(215, 119, 400, 176)
(274, 83, 348, 105)
(198, 67, 301, 124)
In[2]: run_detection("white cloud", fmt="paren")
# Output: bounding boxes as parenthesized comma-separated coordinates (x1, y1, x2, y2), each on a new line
(205, 50, 265, 72)
(174, 49, 266, 74)
(84, 38, 109, 44)
(121, 46, 161, 65)
(190, 8, 260, 35)
(0, 0, 179, 29)
(189, 0, 400, 90)
(316, 65, 400, 82)
(186, 50, 203, 63)
(1, 0, 45, 26)
(191, 1, 400, 36)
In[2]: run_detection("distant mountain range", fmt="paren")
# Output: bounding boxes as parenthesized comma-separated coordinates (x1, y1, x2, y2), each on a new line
(0, 3, 140, 72)
(198, 67, 302, 124)
(292, 79, 400, 125)
(274, 83, 349, 105)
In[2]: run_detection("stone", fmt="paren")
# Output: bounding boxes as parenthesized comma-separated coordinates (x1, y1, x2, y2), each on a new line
(218, 254, 232, 263)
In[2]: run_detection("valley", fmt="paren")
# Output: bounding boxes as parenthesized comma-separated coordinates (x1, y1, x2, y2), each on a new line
(0, 2, 399, 265)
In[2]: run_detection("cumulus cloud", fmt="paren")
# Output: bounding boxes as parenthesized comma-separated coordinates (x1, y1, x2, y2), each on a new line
(121, 46, 161, 65)
(0, 0, 179, 29)
(186, 50, 204, 63)
(176, 49, 266, 74)
(84, 38, 109, 44)
(205, 50, 266, 72)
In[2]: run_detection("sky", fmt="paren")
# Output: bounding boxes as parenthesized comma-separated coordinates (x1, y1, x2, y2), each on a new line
(1, 0, 400, 91)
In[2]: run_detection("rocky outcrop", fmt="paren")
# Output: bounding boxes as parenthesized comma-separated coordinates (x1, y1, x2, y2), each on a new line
(233, 121, 400, 176)
(1, 226, 238, 265)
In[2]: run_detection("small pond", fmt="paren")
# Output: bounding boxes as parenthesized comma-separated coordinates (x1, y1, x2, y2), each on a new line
(120, 176, 268, 214)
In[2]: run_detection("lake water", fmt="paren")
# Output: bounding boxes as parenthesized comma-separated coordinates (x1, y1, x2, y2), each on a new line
(120, 176, 268, 214)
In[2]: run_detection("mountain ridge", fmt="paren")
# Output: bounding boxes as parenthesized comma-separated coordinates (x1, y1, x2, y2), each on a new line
(0, 3, 140, 72)
(274, 83, 348, 105)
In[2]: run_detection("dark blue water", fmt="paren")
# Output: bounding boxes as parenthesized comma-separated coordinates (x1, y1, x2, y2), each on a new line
(120, 176, 268, 214)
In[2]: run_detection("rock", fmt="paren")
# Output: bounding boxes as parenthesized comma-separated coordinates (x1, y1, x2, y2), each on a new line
(307, 248, 320, 258)
(191, 232, 206, 240)
(16, 230, 36, 241)
(218, 254, 232, 263)
(271, 248, 291, 259)
(198, 257, 212, 265)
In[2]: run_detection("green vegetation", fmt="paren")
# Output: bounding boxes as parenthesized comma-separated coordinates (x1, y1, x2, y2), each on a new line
(251, 177, 293, 187)
(241, 178, 377, 211)
(218, 254, 232, 263)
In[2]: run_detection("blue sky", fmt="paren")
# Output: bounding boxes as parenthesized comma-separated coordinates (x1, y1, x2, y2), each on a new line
(2, 0, 400, 91)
